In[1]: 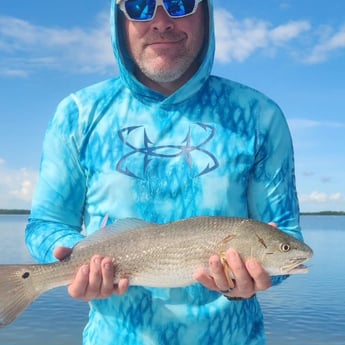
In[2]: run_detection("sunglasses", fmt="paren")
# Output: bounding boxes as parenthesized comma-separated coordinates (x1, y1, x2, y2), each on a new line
(119, 0, 203, 22)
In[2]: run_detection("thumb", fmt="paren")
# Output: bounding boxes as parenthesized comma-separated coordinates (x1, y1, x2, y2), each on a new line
(53, 246, 72, 261)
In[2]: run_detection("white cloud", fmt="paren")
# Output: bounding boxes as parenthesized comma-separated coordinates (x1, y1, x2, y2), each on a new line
(287, 118, 345, 131)
(0, 160, 38, 209)
(299, 191, 344, 204)
(214, 8, 310, 63)
(304, 25, 345, 63)
(214, 8, 345, 65)
(0, 13, 115, 77)
(0, 69, 30, 78)
(1, 8, 344, 77)
(269, 21, 311, 44)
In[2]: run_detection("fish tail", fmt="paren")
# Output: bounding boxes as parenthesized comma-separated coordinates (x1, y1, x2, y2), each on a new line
(0, 264, 46, 327)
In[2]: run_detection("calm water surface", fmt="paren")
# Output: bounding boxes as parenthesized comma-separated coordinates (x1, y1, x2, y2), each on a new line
(0, 215, 344, 344)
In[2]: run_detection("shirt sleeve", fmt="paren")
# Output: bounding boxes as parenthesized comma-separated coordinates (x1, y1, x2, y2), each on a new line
(25, 96, 86, 264)
(247, 102, 302, 286)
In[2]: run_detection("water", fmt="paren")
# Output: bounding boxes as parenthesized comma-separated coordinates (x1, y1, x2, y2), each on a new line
(259, 216, 345, 344)
(0, 215, 344, 344)
(0, 215, 88, 345)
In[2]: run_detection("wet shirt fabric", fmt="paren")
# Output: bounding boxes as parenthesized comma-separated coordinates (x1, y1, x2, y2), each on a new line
(25, 1, 302, 344)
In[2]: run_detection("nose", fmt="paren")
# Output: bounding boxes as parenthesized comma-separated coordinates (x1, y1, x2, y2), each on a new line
(151, 6, 174, 32)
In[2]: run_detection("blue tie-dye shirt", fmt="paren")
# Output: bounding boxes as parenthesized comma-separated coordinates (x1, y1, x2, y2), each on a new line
(25, 1, 302, 344)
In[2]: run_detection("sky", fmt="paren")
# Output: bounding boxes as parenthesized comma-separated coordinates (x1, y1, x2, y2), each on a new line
(0, 0, 344, 212)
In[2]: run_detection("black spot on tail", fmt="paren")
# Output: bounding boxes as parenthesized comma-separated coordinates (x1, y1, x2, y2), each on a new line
(22, 272, 30, 279)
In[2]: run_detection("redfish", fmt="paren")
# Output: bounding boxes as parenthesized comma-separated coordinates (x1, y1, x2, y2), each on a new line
(0, 216, 313, 327)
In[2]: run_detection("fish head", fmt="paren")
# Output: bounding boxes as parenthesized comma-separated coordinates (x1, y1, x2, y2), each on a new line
(220, 219, 314, 276)
(256, 228, 314, 276)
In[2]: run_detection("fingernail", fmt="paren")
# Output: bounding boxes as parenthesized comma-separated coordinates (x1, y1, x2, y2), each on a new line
(104, 262, 112, 270)
(247, 260, 257, 270)
(93, 257, 101, 265)
(81, 265, 89, 275)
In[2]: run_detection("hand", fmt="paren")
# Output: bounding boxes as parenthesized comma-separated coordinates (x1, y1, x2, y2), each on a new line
(54, 247, 129, 301)
(193, 248, 272, 299)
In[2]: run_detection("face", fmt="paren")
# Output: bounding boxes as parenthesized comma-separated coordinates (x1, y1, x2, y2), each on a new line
(123, 3, 205, 94)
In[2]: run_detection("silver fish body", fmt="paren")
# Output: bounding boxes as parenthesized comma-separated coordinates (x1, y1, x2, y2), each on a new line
(0, 216, 313, 327)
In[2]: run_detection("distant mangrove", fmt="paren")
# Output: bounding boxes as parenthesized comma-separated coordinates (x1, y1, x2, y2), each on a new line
(300, 211, 345, 216)
(0, 209, 30, 215)
(0, 209, 344, 216)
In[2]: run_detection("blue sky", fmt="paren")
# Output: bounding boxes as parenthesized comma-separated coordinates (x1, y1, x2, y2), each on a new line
(0, 0, 344, 212)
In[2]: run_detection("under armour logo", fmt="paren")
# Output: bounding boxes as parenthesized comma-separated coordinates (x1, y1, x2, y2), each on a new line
(116, 122, 219, 179)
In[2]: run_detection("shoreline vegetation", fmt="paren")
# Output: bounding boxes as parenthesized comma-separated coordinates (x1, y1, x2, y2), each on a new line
(0, 209, 30, 215)
(300, 211, 345, 216)
(0, 209, 344, 216)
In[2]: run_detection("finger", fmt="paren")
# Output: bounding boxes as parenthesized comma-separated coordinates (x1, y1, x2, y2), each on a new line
(209, 255, 231, 292)
(53, 246, 72, 261)
(68, 265, 90, 299)
(86, 255, 103, 299)
(114, 278, 130, 295)
(193, 267, 219, 291)
(246, 259, 272, 291)
(100, 258, 116, 297)
(226, 249, 254, 296)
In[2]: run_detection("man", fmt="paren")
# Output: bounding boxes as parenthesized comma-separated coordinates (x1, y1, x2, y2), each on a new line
(25, 0, 302, 344)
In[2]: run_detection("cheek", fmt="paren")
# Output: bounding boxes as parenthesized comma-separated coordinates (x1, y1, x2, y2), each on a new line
(125, 23, 144, 57)
(195, 27, 205, 50)
(189, 24, 205, 54)
(186, 11, 206, 52)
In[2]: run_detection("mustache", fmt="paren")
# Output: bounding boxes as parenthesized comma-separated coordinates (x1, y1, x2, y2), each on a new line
(144, 32, 187, 44)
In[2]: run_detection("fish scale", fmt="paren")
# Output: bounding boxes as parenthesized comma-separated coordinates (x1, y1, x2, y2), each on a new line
(0, 216, 313, 328)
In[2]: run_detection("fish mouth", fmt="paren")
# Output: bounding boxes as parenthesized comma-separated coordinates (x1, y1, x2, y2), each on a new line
(282, 258, 310, 274)
(286, 264, 309, 274)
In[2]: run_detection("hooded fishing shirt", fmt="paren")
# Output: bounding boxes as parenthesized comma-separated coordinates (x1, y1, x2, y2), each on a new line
(25, 0, 302, 344)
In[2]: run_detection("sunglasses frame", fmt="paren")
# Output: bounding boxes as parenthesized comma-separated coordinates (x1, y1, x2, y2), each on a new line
(119, 0, 203, 22)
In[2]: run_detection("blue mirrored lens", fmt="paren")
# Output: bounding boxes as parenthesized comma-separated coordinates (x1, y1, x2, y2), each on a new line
(124, 0, 196, 21)
(163, 0, 196, 17)
(125, 0, 156, 20)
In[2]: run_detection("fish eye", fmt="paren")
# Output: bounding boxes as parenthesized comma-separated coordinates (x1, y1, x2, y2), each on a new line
(280, 243, 291, 252)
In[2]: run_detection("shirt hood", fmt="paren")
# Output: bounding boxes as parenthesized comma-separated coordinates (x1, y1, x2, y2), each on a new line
(110, 0, 215, 105)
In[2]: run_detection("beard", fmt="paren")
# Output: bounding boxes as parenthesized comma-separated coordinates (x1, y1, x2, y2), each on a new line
(132, 32, 201, 84)
(138, 61, 191, 83)
(136, 54, 196, 83)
